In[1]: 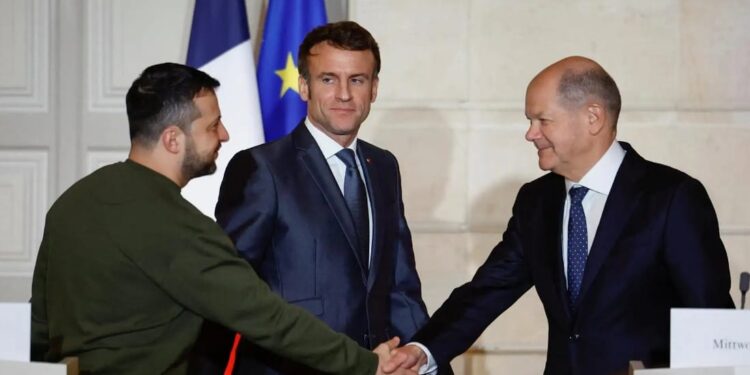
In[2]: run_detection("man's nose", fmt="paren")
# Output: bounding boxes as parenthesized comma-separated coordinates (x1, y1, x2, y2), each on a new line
(336, 81, 352, 101)
(219, 122, 230, 142)
(525, 122, 540, 142)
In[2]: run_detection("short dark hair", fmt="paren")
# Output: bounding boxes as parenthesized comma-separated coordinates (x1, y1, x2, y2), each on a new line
(298, 21, 380, 81)
(558, 67, 622, 128)
(126, 62, 220, 145)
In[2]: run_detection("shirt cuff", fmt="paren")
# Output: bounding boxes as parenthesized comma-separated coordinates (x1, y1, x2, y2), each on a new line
(405, 342, 437, 375)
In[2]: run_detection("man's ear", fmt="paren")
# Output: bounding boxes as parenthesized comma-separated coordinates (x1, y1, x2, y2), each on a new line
(587, 103, 605, 135)
(298, 76, 310, 102)
(161, 125, 184, 154)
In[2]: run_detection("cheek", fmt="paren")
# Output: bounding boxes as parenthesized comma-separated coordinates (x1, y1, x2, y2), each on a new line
(312, 92, 333, 109)
(359, 88, 374, 103)
(355, 97, 372, 113)
(546, 126, 572, 146)
(537, 128, 554, 145)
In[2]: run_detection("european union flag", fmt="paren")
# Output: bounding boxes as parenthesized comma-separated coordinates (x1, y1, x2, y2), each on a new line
(257, 0, 327, 142)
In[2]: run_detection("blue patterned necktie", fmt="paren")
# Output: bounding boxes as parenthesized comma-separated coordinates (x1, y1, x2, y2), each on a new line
(336, 149, 369, 271)
(567, 186, 589, 309)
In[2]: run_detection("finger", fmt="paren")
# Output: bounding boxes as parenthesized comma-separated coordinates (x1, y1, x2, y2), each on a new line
(385, 336, 401, 350)
(382, 351, 403, 372)
(382, 350, 418, 372)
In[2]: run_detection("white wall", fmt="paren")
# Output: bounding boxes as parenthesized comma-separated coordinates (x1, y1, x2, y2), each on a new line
(0, 0, 748, 373)
(349, 1, 750, 372)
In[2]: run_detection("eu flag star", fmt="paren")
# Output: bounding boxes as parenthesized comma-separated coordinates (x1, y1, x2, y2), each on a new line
(275, 52, 300, 98)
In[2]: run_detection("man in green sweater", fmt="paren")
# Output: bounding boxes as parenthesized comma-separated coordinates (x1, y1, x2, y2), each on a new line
(30, 62, 413, 375)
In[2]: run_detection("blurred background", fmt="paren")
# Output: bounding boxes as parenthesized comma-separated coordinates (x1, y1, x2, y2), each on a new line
(0, 1, 748, 373)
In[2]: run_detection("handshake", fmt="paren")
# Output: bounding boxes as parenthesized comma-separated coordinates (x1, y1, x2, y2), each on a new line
(373, 337, 430, 375)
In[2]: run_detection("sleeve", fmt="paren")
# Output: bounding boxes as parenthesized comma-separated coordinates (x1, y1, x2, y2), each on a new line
(30, 223, 50, 361)
(663, 177, 734, 307)
(215, 150, 276, 267)
(117, 208, 378, 374)
(412, 187, 534, 366)
(388, 153, 430, 341)
(407, 342, 437, 374)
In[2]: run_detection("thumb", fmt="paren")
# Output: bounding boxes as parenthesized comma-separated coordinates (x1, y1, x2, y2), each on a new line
(384, 336, 401, 350)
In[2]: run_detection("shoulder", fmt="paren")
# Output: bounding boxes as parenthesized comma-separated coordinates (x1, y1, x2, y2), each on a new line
(48, 162, 129, 217)
(618, 142, 698, 191)
(231, 133, 297, 167)
(643, 159, 693, 183)
(128, 185, 230, 247)
(223, 139, 290, 180)
(359, 139, 398, 165)
(630, 153, 701, 195)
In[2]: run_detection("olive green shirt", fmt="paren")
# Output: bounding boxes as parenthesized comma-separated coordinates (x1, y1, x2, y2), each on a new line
(31, 160, 377, 374)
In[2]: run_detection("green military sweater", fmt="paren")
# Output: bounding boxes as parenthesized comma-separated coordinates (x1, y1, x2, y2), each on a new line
(31, 160, 378, 374)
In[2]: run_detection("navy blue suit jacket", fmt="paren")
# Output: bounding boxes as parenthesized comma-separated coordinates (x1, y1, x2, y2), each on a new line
(211, 123, 431, 373)
(413, 142, 734, 375)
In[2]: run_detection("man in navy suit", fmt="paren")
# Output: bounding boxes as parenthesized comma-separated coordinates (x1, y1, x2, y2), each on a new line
(206, 21, 438, 374)
(384, 56, 734, 375)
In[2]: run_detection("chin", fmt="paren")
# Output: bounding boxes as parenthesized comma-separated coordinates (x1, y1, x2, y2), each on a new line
(331, 127, 358, 137)
(538, 160, 555, 172)
(330, 119, 361, 131)
(194, 163, 217, 179)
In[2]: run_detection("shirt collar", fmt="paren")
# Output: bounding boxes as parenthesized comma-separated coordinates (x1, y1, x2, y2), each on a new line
(305, 117, 358, 159)
(565, 140, 626, 195)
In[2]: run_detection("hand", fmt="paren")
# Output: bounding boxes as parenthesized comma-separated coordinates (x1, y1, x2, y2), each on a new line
(382, 344, 427, 373)
(373, 337, 417, 375)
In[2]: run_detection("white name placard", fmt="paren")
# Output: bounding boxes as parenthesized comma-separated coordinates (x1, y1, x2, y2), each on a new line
(0, 302, 30, 361)
(671, 308, 750, 368)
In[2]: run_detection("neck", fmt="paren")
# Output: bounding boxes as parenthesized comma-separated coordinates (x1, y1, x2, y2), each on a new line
(565, 136, 616, 182)
(128, 146, 186, 187)
(308, 120, 356, 148)
(334, 135, 356, 148)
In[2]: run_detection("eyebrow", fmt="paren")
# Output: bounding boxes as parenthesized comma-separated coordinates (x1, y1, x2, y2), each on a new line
(318, 72, 370, 79)
(526, 109, 550, 119)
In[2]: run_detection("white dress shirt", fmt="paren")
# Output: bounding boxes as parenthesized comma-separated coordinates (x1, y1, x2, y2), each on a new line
(414, 140, 627, 374)
(562, 140, 626, 281)
(305, 119, 373, 264)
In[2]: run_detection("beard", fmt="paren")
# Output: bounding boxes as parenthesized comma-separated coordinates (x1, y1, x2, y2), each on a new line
(181, 136, 217, 181)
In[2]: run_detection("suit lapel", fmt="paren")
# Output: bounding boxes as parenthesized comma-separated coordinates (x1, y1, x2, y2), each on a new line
(358, 143, 384, 290)
(541, 175, 574, 322)
(292, 124, 368, 283)
(578, 142, 646, 305)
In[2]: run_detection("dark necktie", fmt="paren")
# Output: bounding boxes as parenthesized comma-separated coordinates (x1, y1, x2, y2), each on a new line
(567, 186, 589, 309)
(336, 149, 369, 271)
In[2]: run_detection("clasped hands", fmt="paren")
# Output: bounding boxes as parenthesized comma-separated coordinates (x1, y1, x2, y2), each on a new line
(373, 337, 428, 375)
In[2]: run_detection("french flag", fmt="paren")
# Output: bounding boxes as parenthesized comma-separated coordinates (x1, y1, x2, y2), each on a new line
(182, 0, 264, 218)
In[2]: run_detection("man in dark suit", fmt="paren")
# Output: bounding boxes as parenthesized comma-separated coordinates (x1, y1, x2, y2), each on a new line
(207, 21, 436, 374)
(383, 56, 734, 375)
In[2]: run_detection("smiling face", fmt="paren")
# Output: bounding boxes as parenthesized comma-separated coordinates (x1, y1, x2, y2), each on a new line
(181, 90, 228, 180)
(524, 72, 592, 181)
(523, 57, 621, 182)
(298, 42, 379, 147)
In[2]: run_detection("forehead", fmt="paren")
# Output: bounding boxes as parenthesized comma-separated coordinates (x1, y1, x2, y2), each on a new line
(307, 42, 376, 74)
(525, 76, 561, 114)
(193, 90, 220, 118)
